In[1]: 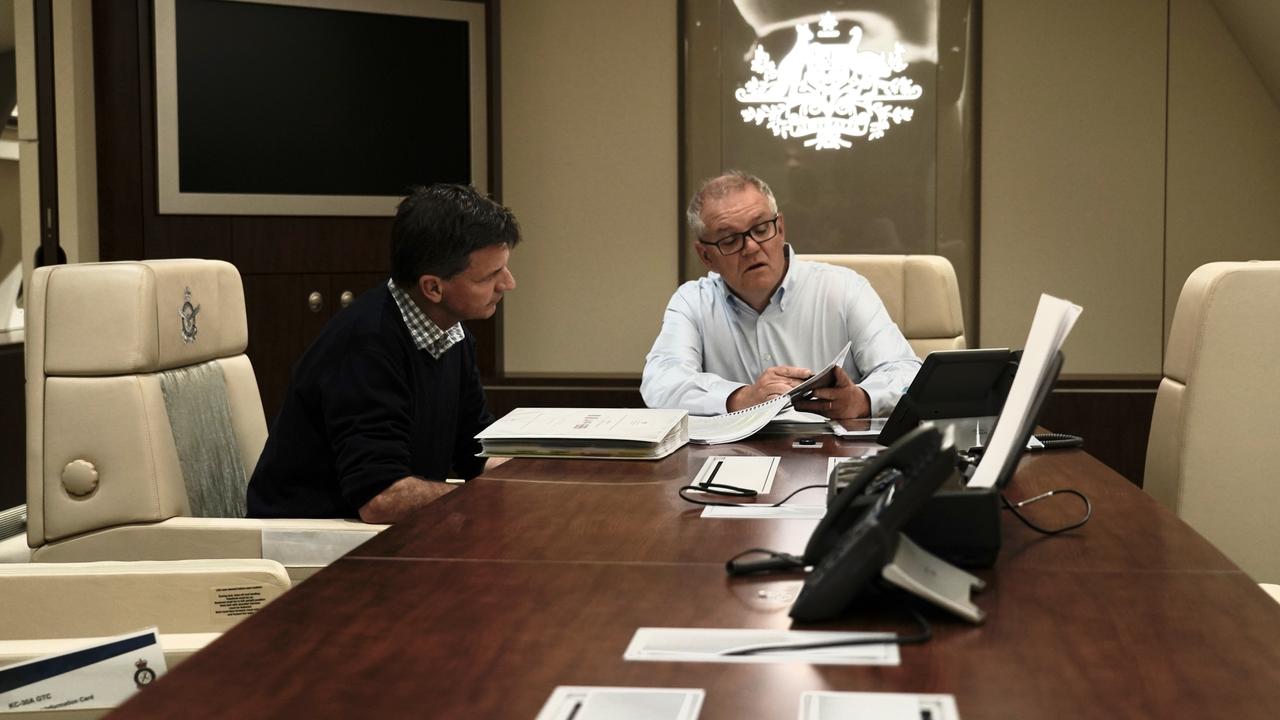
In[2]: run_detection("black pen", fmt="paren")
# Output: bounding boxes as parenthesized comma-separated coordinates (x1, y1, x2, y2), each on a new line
(704, 458, 723, 486)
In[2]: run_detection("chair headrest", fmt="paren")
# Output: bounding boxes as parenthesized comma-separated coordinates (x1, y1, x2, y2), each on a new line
(35, 260, 248, 375)
(1164, 261, 1280, 383)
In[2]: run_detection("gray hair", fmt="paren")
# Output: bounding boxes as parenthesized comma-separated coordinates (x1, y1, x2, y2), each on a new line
(686, 170, 779, 240)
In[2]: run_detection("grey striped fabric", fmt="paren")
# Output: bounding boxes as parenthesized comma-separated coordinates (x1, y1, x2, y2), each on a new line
(0, 504, 25, 540)
(159, 361, 248, 518)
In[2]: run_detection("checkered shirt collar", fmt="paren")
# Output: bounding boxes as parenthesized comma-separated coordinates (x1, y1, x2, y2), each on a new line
(387, 279, 464, 359)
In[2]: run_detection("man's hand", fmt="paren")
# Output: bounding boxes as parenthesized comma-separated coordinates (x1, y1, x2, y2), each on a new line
(358, 476, 456, 524)
(727, 365, 813, 411)
(793, 367, 870, 420)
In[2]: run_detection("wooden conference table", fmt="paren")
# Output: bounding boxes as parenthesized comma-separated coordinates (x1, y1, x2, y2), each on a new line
(109, 433, 1280, 719)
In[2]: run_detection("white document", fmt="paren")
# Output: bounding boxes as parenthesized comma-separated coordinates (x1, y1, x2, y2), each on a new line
(968, 294, 1082, 488)
(700, 505, 826, 520)
(799, 692, 960, 720)
(690, 456, 780, 495)
(476, 407, 689, 459)
(0, 628, 166, 714)
(624, 628, 899, 665)
(535, 686, 705, 720)
(478, 407, 686, 443)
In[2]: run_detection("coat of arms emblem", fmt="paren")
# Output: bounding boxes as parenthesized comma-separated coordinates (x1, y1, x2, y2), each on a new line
(735, 12, 923, 150)
(179, 286, 201, 344)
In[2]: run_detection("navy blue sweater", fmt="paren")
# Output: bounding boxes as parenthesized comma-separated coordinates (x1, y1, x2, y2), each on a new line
(246, 284, 494, 518)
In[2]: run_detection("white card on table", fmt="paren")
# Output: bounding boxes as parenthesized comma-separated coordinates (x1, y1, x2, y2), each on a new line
(534, 686, 704, 720)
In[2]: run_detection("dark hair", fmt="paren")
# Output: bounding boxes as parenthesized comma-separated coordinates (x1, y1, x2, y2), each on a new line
(390, 184, 521, 287)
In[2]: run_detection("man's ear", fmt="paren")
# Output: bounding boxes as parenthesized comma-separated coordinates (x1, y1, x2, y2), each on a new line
(417, 274, 445, 303)
(696, 244, 715, 270)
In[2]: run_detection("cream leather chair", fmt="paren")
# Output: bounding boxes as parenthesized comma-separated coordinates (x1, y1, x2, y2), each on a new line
(1144, 261, 1280, 588)
(796, 254, 966, 357)
(0, 559, 289, 720)
(21, 260, 385, 581)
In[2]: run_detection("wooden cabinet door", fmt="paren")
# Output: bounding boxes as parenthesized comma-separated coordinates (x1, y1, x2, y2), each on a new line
(244, 272, 389, 424)
(243, 274, 333, 424)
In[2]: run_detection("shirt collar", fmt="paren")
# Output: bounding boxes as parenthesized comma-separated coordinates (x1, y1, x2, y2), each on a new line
(775, 244, 798, 311)
(387, 279, 465, 359)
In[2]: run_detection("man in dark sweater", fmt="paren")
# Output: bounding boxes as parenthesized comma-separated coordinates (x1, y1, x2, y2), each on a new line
(246, 184, 518, 522)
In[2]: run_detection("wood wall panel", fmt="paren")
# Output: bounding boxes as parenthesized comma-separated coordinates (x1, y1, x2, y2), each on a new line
(1037, 381, 1158, 487)
(231, 217, 390, 276)
(0, 343, 25, 509)
(91, 0, 144, 262)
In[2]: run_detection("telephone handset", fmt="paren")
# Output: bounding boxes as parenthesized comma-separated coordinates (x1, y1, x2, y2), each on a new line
(790, 425, 958, 622)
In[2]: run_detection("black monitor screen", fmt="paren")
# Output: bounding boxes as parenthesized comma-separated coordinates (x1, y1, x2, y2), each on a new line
(174, 0, 472, 196)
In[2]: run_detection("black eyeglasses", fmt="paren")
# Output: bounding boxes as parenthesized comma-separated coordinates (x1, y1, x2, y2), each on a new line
(700, 216, 780, 256)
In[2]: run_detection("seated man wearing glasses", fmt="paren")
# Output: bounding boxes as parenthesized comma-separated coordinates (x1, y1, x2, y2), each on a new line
(641, 170, 920, 420)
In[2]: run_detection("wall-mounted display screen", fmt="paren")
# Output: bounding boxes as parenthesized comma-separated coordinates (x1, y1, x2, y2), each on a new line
(154, 0, 487, 216)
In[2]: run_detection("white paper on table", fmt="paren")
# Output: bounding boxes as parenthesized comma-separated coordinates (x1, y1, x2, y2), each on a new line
(829, 417, 888, 438)
(968, 294, 1082, 489)
(624, 628, 899, 665)
(534, 686, 705, 720)
(700, 504, 826, 520)
(0, 628, 167, 713)
(799, 691, 960, 720)
(689, 456, 780, 495)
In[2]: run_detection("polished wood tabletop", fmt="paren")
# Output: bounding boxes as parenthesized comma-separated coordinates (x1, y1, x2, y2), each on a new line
(108, 433, 1280, 719)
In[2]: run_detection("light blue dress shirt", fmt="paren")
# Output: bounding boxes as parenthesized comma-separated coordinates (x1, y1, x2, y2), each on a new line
(641, 246, 921, 417)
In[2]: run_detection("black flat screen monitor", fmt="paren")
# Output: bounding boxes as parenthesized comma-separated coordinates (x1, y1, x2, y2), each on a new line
(154, 0, 487, 216)
(878, 348, 1019, 445)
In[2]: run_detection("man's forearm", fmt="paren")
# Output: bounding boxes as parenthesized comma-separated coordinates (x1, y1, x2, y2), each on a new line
(358, 476, 456, 524)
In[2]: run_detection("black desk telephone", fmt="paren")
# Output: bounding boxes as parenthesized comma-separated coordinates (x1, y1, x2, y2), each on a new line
(790, 425, 957, 622)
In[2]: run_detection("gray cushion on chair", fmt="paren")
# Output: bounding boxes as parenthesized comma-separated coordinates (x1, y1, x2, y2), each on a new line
(159, 361, 249, 518)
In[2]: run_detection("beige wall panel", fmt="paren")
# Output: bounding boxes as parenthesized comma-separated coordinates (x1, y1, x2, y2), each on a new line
(980, 0, 1166, 375)
(500, 0, 678, 375)
(1165, 0, 1280, 348)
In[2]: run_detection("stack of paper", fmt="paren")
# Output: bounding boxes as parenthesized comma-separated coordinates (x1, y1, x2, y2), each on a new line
(476, 408, 689, 460)
(968, 294, 1082, 488)
(688, 395, 790, 445)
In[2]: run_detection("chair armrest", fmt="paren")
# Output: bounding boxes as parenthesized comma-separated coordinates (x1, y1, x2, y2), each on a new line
(0, 559, 290, 639)
(31, 518, 387, 581)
